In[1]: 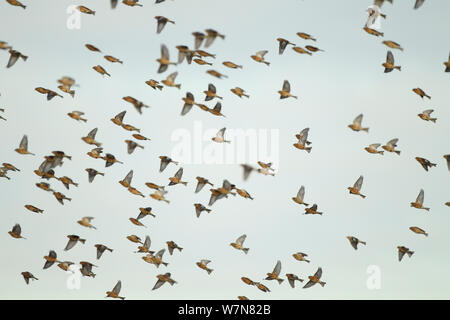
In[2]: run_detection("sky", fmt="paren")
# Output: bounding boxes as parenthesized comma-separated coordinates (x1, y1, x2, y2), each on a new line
(0, 0, 449, 300)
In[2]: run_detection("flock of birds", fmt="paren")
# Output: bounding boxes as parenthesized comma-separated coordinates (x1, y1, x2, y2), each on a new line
(1, 0, 449, 300)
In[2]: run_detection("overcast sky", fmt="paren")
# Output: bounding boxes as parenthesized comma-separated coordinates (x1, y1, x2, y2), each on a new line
(0, 0, 449, 300)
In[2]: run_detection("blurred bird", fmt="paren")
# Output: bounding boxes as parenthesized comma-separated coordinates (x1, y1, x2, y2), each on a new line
(195, 176, 213, 193)
(277, 38, 295, 55)
(146, 79, 163, 90)
(382, 51, 401, 72)
(157, 44, 176, 73)
(104, 55, 123, 64)
(241, 164, 256, 181)
(127, 235, 143, 244)
(192, 32, 206, 49)
(348, 176, 366, 198)
(119, 170, 133, 188)
(35, 182, 53, 192)
(169, 168, 188, 186)
(78, 6, 95, 15)
(278, 80, 297, 99)
(133, 134, 150, 141)
(196, 260, 213, 274)
(251, 50, 270, 66)
(21, 272, 38, 284)
(382, 138, 401, 155)
(7, 49, 28, 68)
(286, 274, 304, 288)
(415, 157, 436, 171)
(159, 156, 179, 172)
(230, 234, 249, 254)
(43, 250, 60, 269)
(102, 153, 123, 167)
(0, 41, 12, 50)
(8, 224, 25, 239)
(181, 92, 195, 116)
(135, 236, 153, 254)
(176, 45, 196, 64)
(0, 168, 10, 180)
(125, 140, 144, 154)
(303, 267, 326, 288)
(78, 217, 96, 229)
(363, 27, 384, 37)
(266, 260, 283, 284)
(293, 252, 310, 263)
(365, 4, 384, 29)
(129, 217, 146, 227)
(155, 16, 174, 34)
(196, 50, 216, 59)
(87, 147, 103, 159)
(6, 0, 26, 9)
(236, 188, 253, 200)
(2, 163, 20, 172)
(255, 282, 271, 293)
(417, 109, 436, 123)
(58, 85, 75, 98)
(292, 47, 312, 55)
(292, 186, 309, 206)
(123, 96, 150, 114)
(194, 203, 211, 218)
(397, 246, 414, 261)
(347, 236, 367, 250)
(65, 235, 85, 250)
(58, 176, 78, 190)
(153, 273, 177, 290)
(409, 226, 428, 237)
(205, 29, 225, 48)
(93, 65, 110, 77)
(206, 70, 228, 79)
(161, 72, 181, 89)
(241, 277, 257, 286)
(212, 127, 230, 143)
(209, 102, 226, 117)
(293, 128, 311, 153)
(82, 128, 102, 147)
(35, 87, 63, 100)
(304, 204, 323, 215)
(85, 44, 101, 52)
(111, 111, 126, 126)
(79, 261, 97, 278)
(57, 261, 74, 272)
(86, 168, 104, 183)
(223, 61, 242, 69)
(297, 32, 316, 41)
(167, 241, 183, 255)
(68, 111, 87, 122)
(15, 136, 35, 156)
(95, 244, 113, 259)
(230, 87, 249, 98)
(238, 296, 249, 300)
(305, 45, 324, 53)
(53, 192, 71, 205)
(150, 189, 170, 204)
(25, 205, 43, 214)
(365, 143, 384, 155)
(410, 189, 430, 211)
(414, 0, 425, 9)
(412, 88, 431, 99)
(143, 249, 168, 268)
(382, 41, 403, 51)
(204, 84, 222, 101)
(106, 281, 125, 300)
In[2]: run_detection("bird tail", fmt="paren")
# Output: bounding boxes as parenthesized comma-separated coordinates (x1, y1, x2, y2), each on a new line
(181, 181, 188, 186)
(395, 150, 401, 155)
(360, 194, 366, 199)
(293, 95, 298, 99)
(360, 241, 367, 246)
(176, 84, 181, 89)
(178, 247, 183, 252)
(157, 85, 163, 91)
(264, 61, 270, 66)
(407, 251, 414, 257)
(306, 147, 312, 153)
(395, 66, 401, 71)
(162, 262, 169, 267)
(320, 281, 326, 287)
(207, 269, 213, 275)
(305, 259, 310, 263)
(425, 95, 431, 99)
(277, 279, 284, 284)
(430, 118, 437, 123)
(425, 207, 430, 211)
(81, 118, 88, 123)
(379, 151, 384, 155)
(80, 239, 86, 244)
(243, 248, 249, 254)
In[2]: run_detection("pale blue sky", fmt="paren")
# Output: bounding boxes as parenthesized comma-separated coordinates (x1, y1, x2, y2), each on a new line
(0, 0, 449, 299)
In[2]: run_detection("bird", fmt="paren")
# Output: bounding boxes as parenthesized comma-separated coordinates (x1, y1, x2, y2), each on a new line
(7, 49, 28, 68)
(222, 61, 242, 69)
(204, 83, 222, 101)
(106, 281, 125, 300)
(348, 176, 366, 198)
(241, 164, 256, 181)
(159, 156, 179, 172)
(161, 72, 181, 89)
(104, 55, 123, 64)
(166, 241, 183, 255)
(293, 252, 310, 263)
(293, 128, 311, 153)
(363, 27, 384, 37)
(123, 96, 150, 114)
(169, 168, 188, 186)
(92, 65, 110, 77)
(77, 217, 97, 229)
(24, 205, 43, 214)
(8, 224, 26, 239)
(230, 87, 249, 98)
(194, 203, 211, 218)
(418, 109, 437, 123)
(153, 273, 177, 290)
(382, 40, 404, 51)
(204, 29, 225, 47)
(65, 235, 86, 251)
(125, 140, 144, 154)
(382, 51, 401, 72)
(155, 16, 174, 34)
(286, 274, 304, 288)
(80, 261, 97, 278)
(95, 244, 113, 259)
(86, 168, 104, 183)
(195, 177, 213, 193)
(346, 236, 367, 250)
(412, 88, 431, 99)
(414, 0, 425, 9)
(181, 92, 195, 116)
(265, 260, 284, 284)
(77, 6, 95, 15)
(410, 189, 430, 211)
(305, 45, 324, 53)
(208, 102, 226, 117)
(415, 157, 436, 172)
(348, 114, 369, 132)
(397, 246, 414, 261)
(58, 176, 78, 190)
(230, 235, 249, 254)
(85, 44, 101, 52)
(212, 128, 230, 143)
(146, 79, 163, 90)
(250, 50, 270, 66)
(15, 135, 34, 155)
(303, 267, 326, 288)
(21, 272, 38, 284)
(278, 80, 297, 99)
(82, 128, 102, 147)
(35, 87, 63, 100)
(297, 32, 316, 41)
(53, 192, 71, 205)
(277, 38, 295, 55)
(382, 138, 401, 155)
(292, 186, 309, 206)
(119, 170, 133, 188)
(304, 204, 323, 215)
(142, 249, 169, 268)
(365, 143, 384, 155)
(127, 235, 143, 245)
(206, 70, 228, 79)
(157, 44, 176, 73)
(235, 188, 253, 200)
(43, 250, 60, 269)
(196, 260, 213, 274)
(6, 0, 26, 9)
(192, 32, 206, 49)
(365, 4, 384, 30)
(409, 226, 428, 237)
(67, 111, 87, 122)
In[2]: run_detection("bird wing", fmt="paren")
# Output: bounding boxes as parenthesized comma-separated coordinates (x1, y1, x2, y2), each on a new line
(303, 280, 316, 289)
(112, 281, 121, 294)
(115, 111, 126, 122)
(166, 72, 178, 82)
(161, 44, 169, 61)
(208, 83, 216, 93)
(65, 239, 77, 251)
(217, 127, 226, 139)
(124, 170, 133, 185)
(314, 267, 322, 279)
(297, 186, 305, 201)
(256, 50, 268, 58)
(282, 80, 290, 92)
(7, 52, 19, 68)
(354, 176, 364, 190)
(12, 224, 21, 235)
(213, 102, 222, 112)
(144, 235, 151, 249)
(423, 109, 433, 116)
(272, 260, 281, 276)
(222, 179, 232, 190)
(414, 0, 424, 9)
(19, 135, 28, 150)
(152, 279, 165, 290)
(416, 189, 424, 205)
(288, 277, 295, 288)
(87, 128, 98, 139)
(201, 259, 211, 265)
(156, 19, 166, 34)
(174, 167, 183, 179)
(236, 234, 247, 246)
(353, 114, 363, 126)
(156, 249, 165, 259)
(386, 50, 394, 64)
(369, 143, 380, 149)
(159, 158, 169, 172)
(387, 138, 398, 147)
(195, 181, 205, 193)
(398, 249, 405, 262)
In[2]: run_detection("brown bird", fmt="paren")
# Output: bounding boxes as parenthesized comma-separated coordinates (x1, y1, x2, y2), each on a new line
(85, 44, 101, 52)
(142, 249, 169, 268)
(146, 79, 163, 90)
(305, 45, 324, 53)
(206, 69, 228, 79)
(223, 61, 242, 69)
(208, 102, 226, 117)
(303, 267, 326, 288)
(155, 16, 175, 34)
(6, 0, 26, 9)
(161, 72, 181, 89)
(82, 128, 102, 147)
(297, 32, 316, 41)
(125, 140, 144, 154)
(412, 88, 431, 99)
(78, 217, 96, 229)
(123, 0, 143, 7)
(58, 176, 78, 190)
(410, 189, 430, 211)
(68, 111, 87, 122)
(93, 65, 111, 77)
(111, 111, 127, 126)
(382, 40, 404, 51)
(25, 205, 43, 214)
(169, 168, 188, 186)
(230, 234, 249, 254)
(196, 50, 216, 59)
(293, 252, 310, 263)
(230, 87, 249, 98)
(415, 157, 436, 172)
(8, 224, 26, 239)
(382, 51, 401, 72)
(292, 46, 312, 55)
(132, 133, 150, 141)
(251, 50, 270, 66)
(102, 153, 123, 167)
(266, 260, 283, 284)
(241, 164, 256, 181)
(346, 236, 367, 250)
(195, 176, 213, 193)
(194, 203, 211, 218)
(95, 244, 113, 259)
(43, 250, 60, 269)
(382, 138, 401, 155)
(365, 143, 384, 155)
(15, 135, 35, 155)
(293, 128, 311, 153)
(238, 296, 249, 300)
(204, 83, 222, 101)
(127, 235, 143, 244)
(123, 96, 150, 114)
(205, 29, 225, 47)
(35, 182, 53, 192)
(277, 38, 295, 55)
(292, 186, 308, 206)
(80, 261, 97, 278)
(417, 109, 436, 123)
(21, 272, 38, 284)
(78, 6, 95, 15)
(236, 188, 253, 200)
(135, 235, 153, 254)
(2, 163, 20, 172)
(166, 241, 183, 255)
(156, 44, 176, 73)
(35, 87, 63, 100)
(53, 192, 71, 205)
(363, 27, 384, 37)
(153, 273, 177, 290)
(58, 85, 75, 98)
(192, 32, 206, 49)
(87, 147, 103, 159)
(286, 274, 304, 288)
(0, 41, 12, 50)
(106, 281, 125, 300)
(7, 49, 28, 68)
(255, 282, 271, 293)
(176, 45, 196, 64)
(65, 235, 85, 251)
(137, 207, 156, 220)
(397, 246, 414, 262)
(278, 80, 297, 99)
(196, 260, 213, 274)
(159, 156, 179, 172)
(86, 168, 104, 183)
(181, 92, 195, 116)
(304, 204, 322, 215)
(409, 226, 428, 237)
(104, 55, 123, 64)
(241, 277, 257, 286)
(348, 176, 366, 198)
(119, 170, 133, 188)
